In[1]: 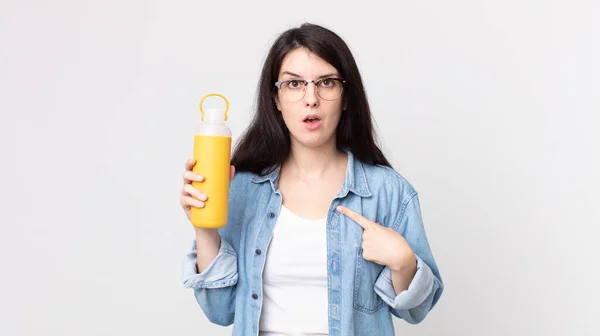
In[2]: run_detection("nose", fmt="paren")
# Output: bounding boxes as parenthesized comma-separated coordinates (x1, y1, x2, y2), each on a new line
(303, 82, 319, 107)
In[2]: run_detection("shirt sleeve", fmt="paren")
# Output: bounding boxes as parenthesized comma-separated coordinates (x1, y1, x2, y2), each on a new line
(375, 193, 444, 324)
(182, 238, 238, 289)
(374, 254, 435, 310)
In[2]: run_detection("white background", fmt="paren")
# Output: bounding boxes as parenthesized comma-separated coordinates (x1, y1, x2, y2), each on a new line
(2, 1, 599, 335)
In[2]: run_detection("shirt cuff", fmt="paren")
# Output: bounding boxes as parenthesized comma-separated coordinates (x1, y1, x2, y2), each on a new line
(374, 254, 434, 310)
(182, 238, 238, 289)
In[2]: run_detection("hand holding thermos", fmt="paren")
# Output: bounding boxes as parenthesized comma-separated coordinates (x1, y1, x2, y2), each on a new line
(179, 93, 234, 229)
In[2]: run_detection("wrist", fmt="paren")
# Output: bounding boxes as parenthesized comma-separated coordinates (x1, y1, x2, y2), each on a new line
(194, 227, 220, 243)
(389, 253, 417, 273)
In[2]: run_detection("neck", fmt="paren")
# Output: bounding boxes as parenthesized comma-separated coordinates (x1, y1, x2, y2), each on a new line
(283, 141, 346, 180)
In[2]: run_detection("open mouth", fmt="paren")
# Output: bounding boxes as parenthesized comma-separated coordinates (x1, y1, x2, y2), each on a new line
(303, 115, 321, 124)
(303, 115, 321, 130)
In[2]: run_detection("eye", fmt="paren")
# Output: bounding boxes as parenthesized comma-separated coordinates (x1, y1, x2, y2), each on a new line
(287, 80, 302, 89)
(320, 79, 335, 87)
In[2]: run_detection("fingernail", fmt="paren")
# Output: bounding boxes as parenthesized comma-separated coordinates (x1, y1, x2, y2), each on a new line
(199, 194, 207, 201)
(336, 206, 343, 211)
(196, 201, 204, 208)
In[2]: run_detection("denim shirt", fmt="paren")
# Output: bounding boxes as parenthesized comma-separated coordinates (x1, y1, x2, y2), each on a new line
(182, 151, 444, 336)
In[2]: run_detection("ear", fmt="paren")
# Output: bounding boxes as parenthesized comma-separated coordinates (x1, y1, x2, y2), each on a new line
(273, 94, 282, 111)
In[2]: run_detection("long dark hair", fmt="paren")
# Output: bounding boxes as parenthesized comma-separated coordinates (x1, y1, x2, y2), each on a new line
(231, 23, 391, 175)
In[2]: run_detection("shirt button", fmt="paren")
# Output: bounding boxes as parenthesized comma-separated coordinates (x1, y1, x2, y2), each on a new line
(252, 294, 258, 300)
(255, 249, 262, 255)
(268, 212, 275, 218)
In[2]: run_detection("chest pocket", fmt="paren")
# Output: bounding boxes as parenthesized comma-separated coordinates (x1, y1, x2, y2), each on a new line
(353, 247, 386, 314)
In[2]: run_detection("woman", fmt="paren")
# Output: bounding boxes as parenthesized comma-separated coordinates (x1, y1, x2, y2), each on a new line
(181, 23, 444, 336)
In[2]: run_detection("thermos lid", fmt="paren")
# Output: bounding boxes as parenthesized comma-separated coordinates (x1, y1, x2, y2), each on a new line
(199, 93, 229, 122)
(203, 109, 224, 123)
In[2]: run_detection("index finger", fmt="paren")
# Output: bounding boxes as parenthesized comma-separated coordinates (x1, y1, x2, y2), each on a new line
(336, 206, 374, 230)
(185, 158, 196, 171)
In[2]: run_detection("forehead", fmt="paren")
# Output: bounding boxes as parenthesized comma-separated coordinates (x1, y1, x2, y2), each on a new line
(279, 48, 338, 77)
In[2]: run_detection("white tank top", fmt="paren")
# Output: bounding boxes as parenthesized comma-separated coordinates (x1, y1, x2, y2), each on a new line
(258, 205, 329, 336)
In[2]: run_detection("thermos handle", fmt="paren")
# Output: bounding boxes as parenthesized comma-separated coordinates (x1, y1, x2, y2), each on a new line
(199, 93, 229, 121)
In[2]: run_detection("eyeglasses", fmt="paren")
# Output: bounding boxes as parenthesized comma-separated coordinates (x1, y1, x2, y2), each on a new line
(274, 78, 346, 102)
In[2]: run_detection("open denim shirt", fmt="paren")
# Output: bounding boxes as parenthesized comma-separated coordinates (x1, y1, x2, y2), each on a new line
(183, 151, 444, 335)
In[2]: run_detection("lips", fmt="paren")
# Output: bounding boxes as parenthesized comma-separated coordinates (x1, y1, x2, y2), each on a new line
(303, 114, 322, 130)
(303, 114, 321, 122)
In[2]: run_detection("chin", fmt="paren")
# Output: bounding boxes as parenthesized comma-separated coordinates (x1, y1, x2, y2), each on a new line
(294, 134, 335, 149)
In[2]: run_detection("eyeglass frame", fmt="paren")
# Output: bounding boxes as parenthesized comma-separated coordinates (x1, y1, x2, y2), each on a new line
(274, 78, 347, 101)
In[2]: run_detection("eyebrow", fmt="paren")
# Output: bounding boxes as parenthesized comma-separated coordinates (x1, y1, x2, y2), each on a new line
(281, 71, 340, 79)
